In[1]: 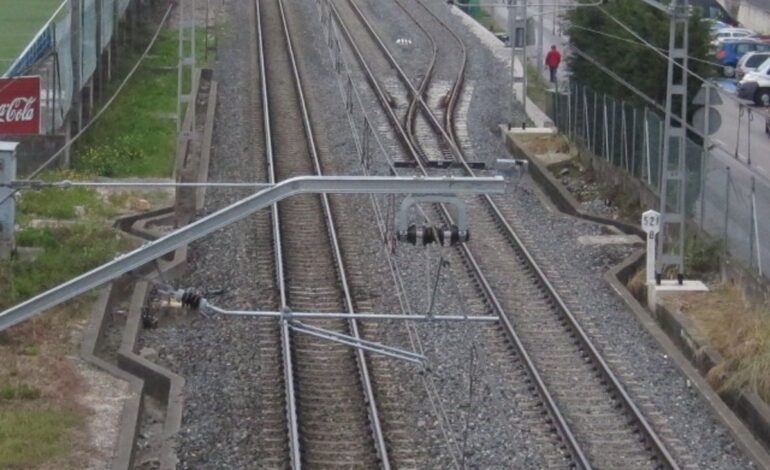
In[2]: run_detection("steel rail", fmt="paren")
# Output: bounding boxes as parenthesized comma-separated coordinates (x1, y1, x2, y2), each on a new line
(416, 0, 468, 148)
(325, 1, 423, 163)
(274, 0, 391, 467)
(409, 9, 678, 462)
(330, 1, 678, 466)
(255, 0, 300, 466)
(396, 0, 468, 150)
(328, 1, 588, 466)
(342, 0, 464, 161)
(394, 0, 441, 165)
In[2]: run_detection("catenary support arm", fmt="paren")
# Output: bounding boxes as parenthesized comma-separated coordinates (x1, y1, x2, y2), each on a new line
(0, 175, 504, 332)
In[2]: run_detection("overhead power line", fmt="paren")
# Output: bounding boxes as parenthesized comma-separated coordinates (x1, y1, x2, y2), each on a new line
(593, 5, 769, 118)
(568, 23, 723, 68)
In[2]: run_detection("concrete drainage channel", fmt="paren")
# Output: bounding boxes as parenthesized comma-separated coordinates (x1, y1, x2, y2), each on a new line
(504, 131, 770, 468)
(79, 69, 217, 469)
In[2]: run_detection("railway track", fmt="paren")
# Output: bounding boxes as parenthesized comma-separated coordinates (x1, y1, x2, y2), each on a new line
(256, 0, 389, 467)
(321, 0, 682, 467)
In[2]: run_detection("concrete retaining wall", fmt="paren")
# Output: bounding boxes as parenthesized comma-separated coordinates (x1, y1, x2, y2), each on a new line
(78, 69, 216, 469)
(506, 130, 770, 467)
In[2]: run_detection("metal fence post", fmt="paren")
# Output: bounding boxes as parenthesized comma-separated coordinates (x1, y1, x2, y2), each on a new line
(592, 91, 598, 155)
(0, 142, 18, 260)
(698, 144, 708, 227)
(570, 84, 580, 140)
(602, 94, 609, 160)
(644, 107, 651, 185)
(631, 106, 637, 177)
(567, 86, 572, 140)
(750, 176, 762, 275)
(583, 86, 590, 149)
(722, 166, 730, 265)
(620, 100, 629, 171)
(657, 120, 664, 188)
(610, 98, 616, 163)
(747, 108, 753, 166)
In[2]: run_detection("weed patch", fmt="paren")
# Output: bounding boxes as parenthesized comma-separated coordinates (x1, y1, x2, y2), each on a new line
(678, 284, 770, 402)
(685, 235, 721, 275)
(0, 224, 130, 308)
(527, 64, 550, 111)
(0, 383, 42, 401)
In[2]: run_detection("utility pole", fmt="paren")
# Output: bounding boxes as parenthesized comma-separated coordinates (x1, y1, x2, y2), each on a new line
(177, 0, 197, 137)
(69, 0, 83, 167)
(654, 0, 689, 284)
(508, 0, 528, 125)
(537, 0, 544, 70)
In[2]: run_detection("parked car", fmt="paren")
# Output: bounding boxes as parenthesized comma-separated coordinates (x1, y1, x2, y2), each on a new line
(711, 27, 755, 47)
(707, 19, 731, 34)
(736, 52, 770, 80)
(715, 39, 770, 76)
(737, 59, 770, 105)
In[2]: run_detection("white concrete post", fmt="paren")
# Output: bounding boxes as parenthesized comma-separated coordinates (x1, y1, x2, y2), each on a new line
(0, 142, 19, 260)
(642, 209, 661, 307)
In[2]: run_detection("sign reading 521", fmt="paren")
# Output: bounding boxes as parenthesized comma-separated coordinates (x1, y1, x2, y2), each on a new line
(641, 209, 661, 235)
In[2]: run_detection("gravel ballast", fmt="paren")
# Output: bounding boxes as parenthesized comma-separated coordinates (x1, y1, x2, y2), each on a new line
(137, 0, 756, 468)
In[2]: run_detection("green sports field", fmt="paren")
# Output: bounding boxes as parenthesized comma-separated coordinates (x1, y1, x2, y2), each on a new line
(0, 0, 65, 73)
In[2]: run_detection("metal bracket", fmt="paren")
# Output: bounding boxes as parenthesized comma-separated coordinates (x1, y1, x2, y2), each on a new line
(397, 195, 468, 245)
(289, 321, 427, 364)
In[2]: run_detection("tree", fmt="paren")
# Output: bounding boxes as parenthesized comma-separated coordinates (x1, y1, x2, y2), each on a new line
(566, 0, 712, 107)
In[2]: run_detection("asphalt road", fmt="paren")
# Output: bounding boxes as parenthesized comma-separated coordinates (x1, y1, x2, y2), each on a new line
(711, 79, 770, 178)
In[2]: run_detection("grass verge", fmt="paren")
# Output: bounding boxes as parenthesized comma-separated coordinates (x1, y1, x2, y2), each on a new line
(0, 408, 81, 468)
(72, 30, 181, 177)
(527, 63, 550, 112)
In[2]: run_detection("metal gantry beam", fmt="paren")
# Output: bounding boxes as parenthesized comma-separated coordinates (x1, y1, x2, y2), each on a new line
(0, 175, 504, 332)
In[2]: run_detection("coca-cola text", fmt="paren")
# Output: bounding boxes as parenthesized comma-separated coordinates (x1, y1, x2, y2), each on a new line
(0, 76, 41, 135)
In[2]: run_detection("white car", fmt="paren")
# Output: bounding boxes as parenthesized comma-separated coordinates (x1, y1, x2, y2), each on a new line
(736, 52, 770, 80)
(737, 58, 770, 105)
(711, 28, 755, 46)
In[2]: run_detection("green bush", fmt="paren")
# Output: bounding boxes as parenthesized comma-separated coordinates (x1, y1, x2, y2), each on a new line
(686, 235, 721, 274)
(0, 224, 129, 308)
(75, 137, 146, 177)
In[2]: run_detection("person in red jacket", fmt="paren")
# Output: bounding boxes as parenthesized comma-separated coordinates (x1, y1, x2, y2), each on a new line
(545, 45, 561, 83)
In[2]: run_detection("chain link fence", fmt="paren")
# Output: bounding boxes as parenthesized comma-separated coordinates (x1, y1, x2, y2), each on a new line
(4, 0, 141, 134)
(548, 82, 768, 278)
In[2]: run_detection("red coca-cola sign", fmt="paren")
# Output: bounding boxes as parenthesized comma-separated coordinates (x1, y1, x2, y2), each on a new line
(0, 76, 40, 135)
